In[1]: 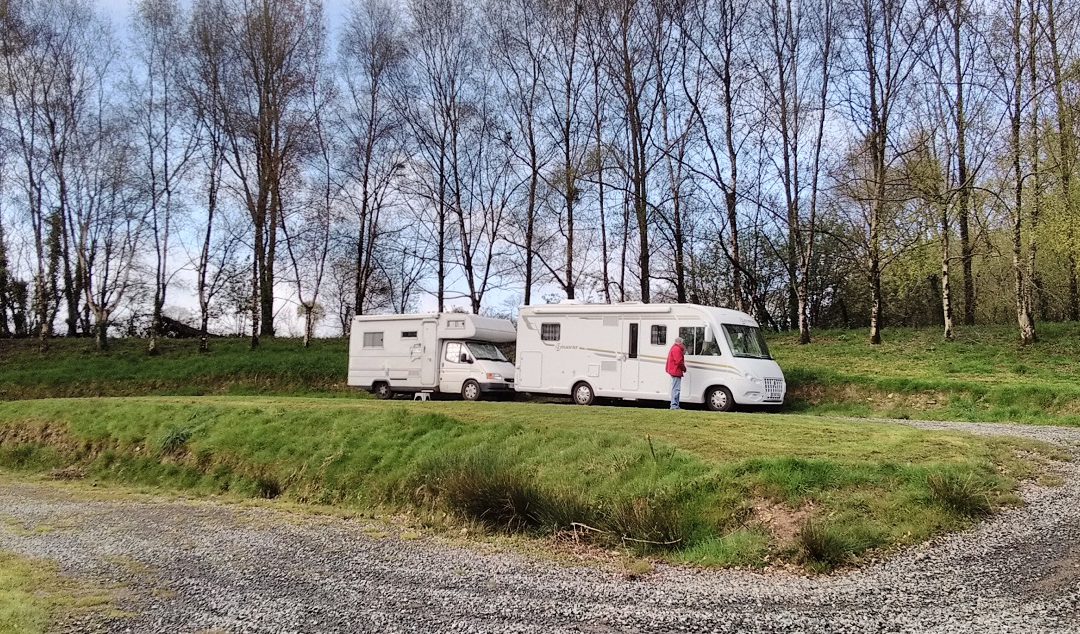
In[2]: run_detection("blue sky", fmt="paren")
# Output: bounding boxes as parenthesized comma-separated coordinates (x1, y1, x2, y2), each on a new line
(97, 0, 352, 37)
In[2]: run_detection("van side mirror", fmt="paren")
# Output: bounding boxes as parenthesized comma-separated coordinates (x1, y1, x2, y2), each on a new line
(704, 325, 714, 342)
(459, 353, 471, 363)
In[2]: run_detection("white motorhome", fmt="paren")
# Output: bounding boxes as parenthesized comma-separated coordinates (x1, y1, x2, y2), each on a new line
(348, 313, 517, 400)
(514, 302, 785, 410)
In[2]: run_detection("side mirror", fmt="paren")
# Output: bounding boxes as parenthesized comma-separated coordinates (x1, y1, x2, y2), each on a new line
(459, 353, 471, 363)
(704, 325, 714, 342)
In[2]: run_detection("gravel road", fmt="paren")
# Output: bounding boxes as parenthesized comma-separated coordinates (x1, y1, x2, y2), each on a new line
(2, 418, 1079, 634)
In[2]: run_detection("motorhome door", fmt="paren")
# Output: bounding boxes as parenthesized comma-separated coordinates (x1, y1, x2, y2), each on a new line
(621, 322, 640, 391)
(420, 320, 437, 385)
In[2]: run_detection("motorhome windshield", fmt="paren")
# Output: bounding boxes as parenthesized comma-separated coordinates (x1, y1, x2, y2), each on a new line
(722, 324, 772, 359)
(467, 342, 509, 362)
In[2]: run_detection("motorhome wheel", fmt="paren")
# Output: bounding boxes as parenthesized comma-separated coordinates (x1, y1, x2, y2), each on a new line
(706, 386, 734, 412)
(573, 382, 595, 406)
(462, 380, 481, 401)
(373, 382, 393, 400)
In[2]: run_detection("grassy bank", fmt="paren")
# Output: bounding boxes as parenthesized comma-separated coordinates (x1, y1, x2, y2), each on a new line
(771, 322, 1080, 426)
(0, 397, 1061, 570)
(0, 337, 347, 400)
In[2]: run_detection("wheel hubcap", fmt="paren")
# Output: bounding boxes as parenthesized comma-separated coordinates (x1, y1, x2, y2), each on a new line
(712, 391, 726, 408)
(465, 385, 477, 399)
(576, 387, 590, 403)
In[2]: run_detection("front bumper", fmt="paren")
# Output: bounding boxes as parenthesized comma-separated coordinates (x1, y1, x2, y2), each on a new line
(479, 381, 515, 393)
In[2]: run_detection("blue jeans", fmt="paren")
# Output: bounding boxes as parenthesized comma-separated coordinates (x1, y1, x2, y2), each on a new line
(670, 376, 682, 409)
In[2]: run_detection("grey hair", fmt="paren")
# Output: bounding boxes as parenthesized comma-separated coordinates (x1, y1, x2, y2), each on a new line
(674, 337, 684, 344)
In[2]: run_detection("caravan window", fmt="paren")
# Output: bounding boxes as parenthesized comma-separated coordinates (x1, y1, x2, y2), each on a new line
(445, 342, 465, 363)
(541, 323, 561, 341)
(362, 332, 384, 348)
(678, 326, 721, 356)
(401, 330, 418, 339)
(650, 325, 667, 345)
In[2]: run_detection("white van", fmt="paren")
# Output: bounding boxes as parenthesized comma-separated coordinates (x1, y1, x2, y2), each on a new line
(514, 302, 785, 410)
(347, 313, 517, 400)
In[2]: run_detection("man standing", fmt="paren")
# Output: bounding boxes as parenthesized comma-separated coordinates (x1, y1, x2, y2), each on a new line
(666, 337, 687, 409)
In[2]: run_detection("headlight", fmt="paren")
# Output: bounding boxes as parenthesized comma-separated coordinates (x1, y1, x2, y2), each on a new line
(744, 372, 763, 385)
(486, 373, 503, 380)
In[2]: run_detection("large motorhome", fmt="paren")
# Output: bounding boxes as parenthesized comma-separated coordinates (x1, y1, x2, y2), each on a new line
(347, 313, 517, 400)
(514, 302, 785, 410)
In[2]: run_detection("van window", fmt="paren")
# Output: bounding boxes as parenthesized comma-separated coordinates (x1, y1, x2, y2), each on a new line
(445, 342, 464, 363)
(541, 323, 560, 341)
(362, 332, 384, 348)
(678, 326, 721, 356)
(401, 330, 418, 339)
(628, 323, 639, 359)
(650, 325, 667, 345)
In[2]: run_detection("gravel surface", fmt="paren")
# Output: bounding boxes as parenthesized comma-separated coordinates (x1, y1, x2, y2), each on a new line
(2, 418, 1079, 634)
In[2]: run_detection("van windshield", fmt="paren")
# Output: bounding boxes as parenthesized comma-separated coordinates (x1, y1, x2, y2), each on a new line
(722, 324, 772, 359)
(467, 342, 509, 362)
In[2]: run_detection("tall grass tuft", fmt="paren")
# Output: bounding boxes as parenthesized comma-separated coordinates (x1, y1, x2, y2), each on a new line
(796, 519, 851, 570)
(158, 427, 193, 456)
(606, 495, 685, 552)
(927, 472, 992, 517)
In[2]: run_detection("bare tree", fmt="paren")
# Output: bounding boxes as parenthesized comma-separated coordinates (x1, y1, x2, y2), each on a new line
(131, 0, 197, 354)
(218, 0, 324, 346)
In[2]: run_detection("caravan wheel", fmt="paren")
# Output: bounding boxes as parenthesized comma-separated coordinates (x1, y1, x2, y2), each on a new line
(572, 382, 595, 406)
(373, 382, 393, 400)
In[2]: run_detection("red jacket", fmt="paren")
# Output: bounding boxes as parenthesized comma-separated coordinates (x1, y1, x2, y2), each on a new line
(666, 343, 686, 377)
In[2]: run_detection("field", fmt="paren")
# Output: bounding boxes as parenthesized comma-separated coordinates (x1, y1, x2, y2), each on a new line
(3, 323, 1080, 424)
(775, 322, 1080, 425)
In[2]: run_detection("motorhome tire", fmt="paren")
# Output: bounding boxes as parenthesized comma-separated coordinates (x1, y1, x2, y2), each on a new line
(461, 380, 481, 401)
(373, 382, 393, 400)
(572, 382, 595, 406)
(705, 386, 734, 412)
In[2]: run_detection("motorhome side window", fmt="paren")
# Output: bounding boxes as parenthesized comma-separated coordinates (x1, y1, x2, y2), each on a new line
(678, 326, 721, 356)
(650, 325, 667, 345)
(541, 323, 560, 341)
(445, 342, 463, 362)
(362, 332, 384, 348)
(401, 330, 418, 339)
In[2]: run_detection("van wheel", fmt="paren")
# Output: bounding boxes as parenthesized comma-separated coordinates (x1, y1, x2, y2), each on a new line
(461, 380, 481, 401)
(572, 382, 595, 406)
(373, 382, 393, 400)
(706, 386, 734, 412)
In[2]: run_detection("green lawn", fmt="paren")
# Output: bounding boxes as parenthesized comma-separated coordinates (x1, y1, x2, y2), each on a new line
(0, 397, 1061, 570)
(770, 322, 1080, 425)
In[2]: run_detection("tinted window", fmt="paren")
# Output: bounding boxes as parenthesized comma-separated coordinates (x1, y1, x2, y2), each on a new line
(362, 332, 384, 348)
(541, 323, 560, 341)
(650, 325, 667, 345)
(629, 323, 639, 359)
(401, 330, 418, 338)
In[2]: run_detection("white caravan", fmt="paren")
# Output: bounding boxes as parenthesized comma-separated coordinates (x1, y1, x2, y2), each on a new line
(348, 313, 517, 400)
(514, 302, 786, 410)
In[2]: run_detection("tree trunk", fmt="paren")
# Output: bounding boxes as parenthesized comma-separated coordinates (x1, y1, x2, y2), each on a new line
(941, 205, 954, 340)
(869, 256, 883, 345)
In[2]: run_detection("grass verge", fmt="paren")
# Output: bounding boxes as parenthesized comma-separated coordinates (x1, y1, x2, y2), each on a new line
(0, 550, 114, 634)
(0, 397, 1063, 571)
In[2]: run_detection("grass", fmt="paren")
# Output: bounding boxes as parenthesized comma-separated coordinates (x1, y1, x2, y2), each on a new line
(769, 321, 1080, 426)
(0, 337, 348, 400)
(0, 550, 114, 634)
(0, 396, 1063, 570)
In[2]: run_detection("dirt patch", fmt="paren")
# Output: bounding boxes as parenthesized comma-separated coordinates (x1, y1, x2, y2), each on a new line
(751, 499, 814, 546)
(1031, 548, 1080, 594)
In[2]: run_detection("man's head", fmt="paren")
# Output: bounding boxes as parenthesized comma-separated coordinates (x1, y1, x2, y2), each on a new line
(674, 337, 684, 348)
